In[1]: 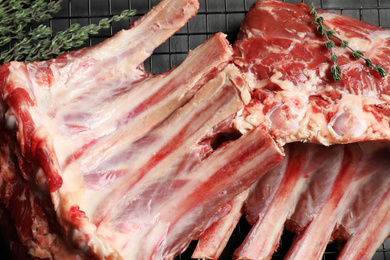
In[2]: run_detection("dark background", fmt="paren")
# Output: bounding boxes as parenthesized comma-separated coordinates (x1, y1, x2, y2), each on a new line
(1, 0, 390, 259)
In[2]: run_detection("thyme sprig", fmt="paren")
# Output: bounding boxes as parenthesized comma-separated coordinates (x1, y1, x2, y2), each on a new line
(310, 6, 387, 81)
(0, 0, 136, 64)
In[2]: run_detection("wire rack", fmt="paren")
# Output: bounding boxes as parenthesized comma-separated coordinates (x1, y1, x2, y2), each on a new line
(49, 0, 390, 74)
(1, 0, 390, 259)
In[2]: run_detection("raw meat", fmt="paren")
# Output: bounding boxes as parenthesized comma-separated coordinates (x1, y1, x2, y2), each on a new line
(235, 143, 329, 259)
(284, 143, 364, 260)
(191, 190, 249, 259)
(2, 0, 389, 258)
(232, 0, 390, 145)
(229, 1, 390, 257)
(0, 0, 284, 259)
(193, 0, 390, 259)
(232, 143, 343, 260)
(332, 142, 390, 260)
(231, 142, 390, 260)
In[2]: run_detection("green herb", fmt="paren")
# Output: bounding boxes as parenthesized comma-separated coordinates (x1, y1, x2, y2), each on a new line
(310, 5, 387, 81)
(0, 0, 136, 64)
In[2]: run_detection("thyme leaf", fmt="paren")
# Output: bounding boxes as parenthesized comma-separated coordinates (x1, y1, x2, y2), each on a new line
(330, 64, 342, 82)
(310, 5, 387, 80)
(0, 0, 136, 64)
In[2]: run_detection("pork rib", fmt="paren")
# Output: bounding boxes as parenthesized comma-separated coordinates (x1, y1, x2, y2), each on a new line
(335, 142, 390, 260)
(233, 143, 307, 260)
(191, 190, 249, 260)
(234, 143, 345, 260)
(228, 141, 390, 260)
(284, 144, 366, 260)
(285, 142, 390, 260)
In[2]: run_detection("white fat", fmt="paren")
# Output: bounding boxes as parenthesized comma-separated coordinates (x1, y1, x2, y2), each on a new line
(247, 71, 263, 90)
(318, 63, 329, 79)
(231, 109, 256, 134)
(246, 28, 262, 38)
(381, 94, 390, 103)
(61, 163, 86, 202)
(266, 41, 296, 55)
(297, 32, 306, 38)
(233, 116, 257, 134)
(347, 37, 370, 52)
(285, 28, 296, 34)
(232, 105, 265, 134)
(269, 70, 295, 91)
(302, 69, 322, 92)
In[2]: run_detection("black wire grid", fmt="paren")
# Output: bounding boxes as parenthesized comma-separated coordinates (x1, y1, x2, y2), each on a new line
(50, 0, 390, 74)
(2, 0, 390, 259)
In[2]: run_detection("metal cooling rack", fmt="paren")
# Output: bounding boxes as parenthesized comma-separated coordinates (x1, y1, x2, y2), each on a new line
(1, 0, 389, 259)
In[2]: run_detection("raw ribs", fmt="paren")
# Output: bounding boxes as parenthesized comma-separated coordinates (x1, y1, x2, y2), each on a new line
(234, 141, 390, 260)
(2, 0, 390, 259)
(193, 141, 390, 260)
(193, 0, 390, 259)
(0, 0, 285, 259)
